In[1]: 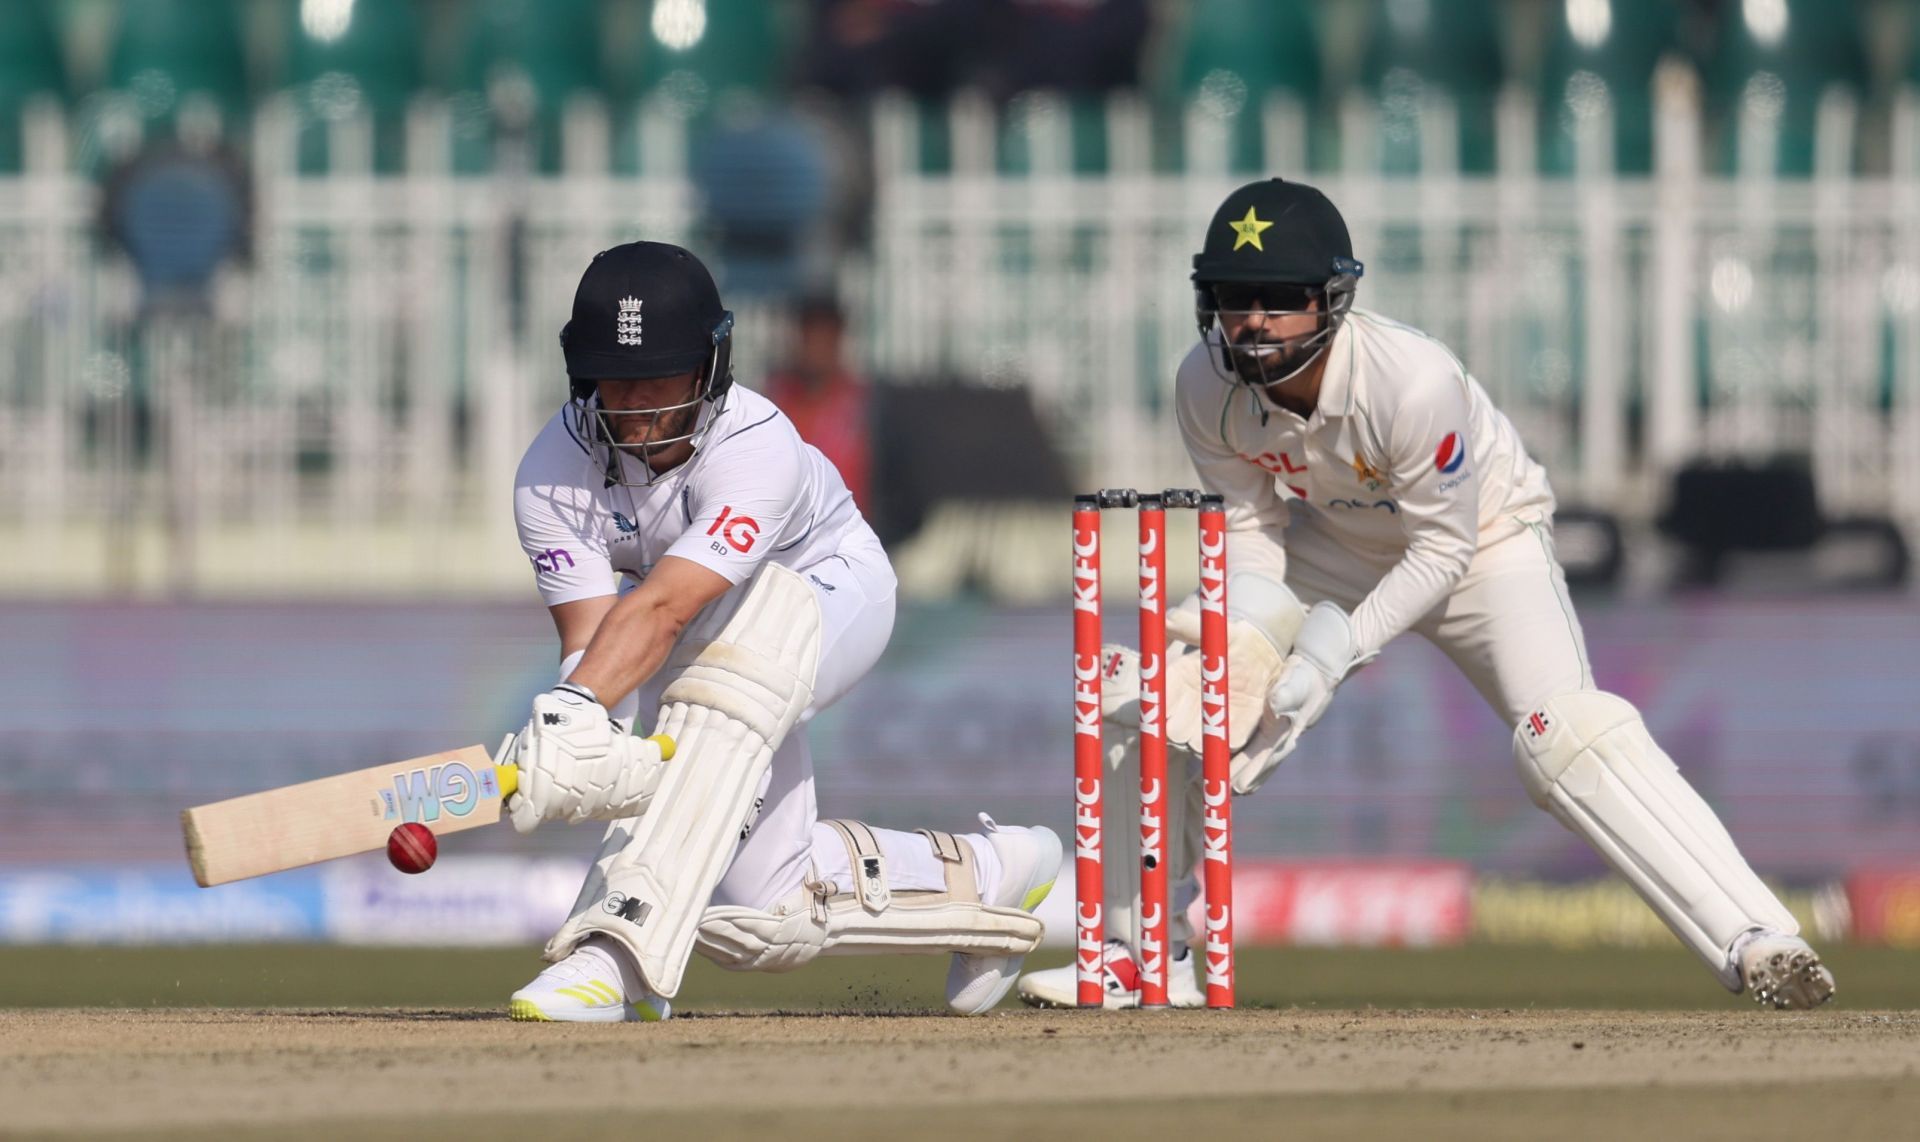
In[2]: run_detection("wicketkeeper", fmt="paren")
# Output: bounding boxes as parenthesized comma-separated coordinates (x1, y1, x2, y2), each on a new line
(1018, 178, 1834, 1011)
(500, 242, 1059, 1021)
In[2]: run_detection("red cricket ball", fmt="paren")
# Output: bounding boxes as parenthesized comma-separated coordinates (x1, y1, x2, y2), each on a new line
(386, 822, 437, 874)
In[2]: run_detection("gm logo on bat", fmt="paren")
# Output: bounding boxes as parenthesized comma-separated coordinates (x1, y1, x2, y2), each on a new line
(376, 761, 497, 822)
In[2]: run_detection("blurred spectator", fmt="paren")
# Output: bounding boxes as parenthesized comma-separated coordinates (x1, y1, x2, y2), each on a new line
(762, 294, 874, 513)
(796, 0, 985, 101)
(692, 111, 833, 297)
(985, 0, 1151, 99)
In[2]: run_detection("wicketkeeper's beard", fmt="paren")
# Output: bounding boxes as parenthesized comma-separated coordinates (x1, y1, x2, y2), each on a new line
(1225, 322, 1333, 388)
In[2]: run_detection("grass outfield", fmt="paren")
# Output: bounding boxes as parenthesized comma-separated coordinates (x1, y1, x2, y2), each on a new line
(3, 943, 1915, 1010)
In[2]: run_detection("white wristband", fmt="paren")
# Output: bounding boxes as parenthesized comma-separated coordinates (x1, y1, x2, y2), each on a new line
(560, 649, 635, 728)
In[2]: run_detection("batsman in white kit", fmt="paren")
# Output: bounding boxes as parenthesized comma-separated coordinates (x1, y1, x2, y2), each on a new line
(1019, 178, 1834, 1011)
(500, 241, 1059, 1021)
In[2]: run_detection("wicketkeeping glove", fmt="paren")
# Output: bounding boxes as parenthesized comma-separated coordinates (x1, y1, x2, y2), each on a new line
(1101, 572, 1306, 758)
(1256, 601, 1367, 772)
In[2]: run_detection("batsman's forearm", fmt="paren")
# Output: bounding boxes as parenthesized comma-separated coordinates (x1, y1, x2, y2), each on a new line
(567, 594, 686, 714)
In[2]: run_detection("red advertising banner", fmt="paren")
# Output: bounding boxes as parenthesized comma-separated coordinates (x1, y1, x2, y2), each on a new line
(1184, 860, 1473, 948)
(1845, 869, 1920, 946)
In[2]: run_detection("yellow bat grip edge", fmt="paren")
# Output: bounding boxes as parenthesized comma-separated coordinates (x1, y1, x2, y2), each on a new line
(491, 733, 675, 805)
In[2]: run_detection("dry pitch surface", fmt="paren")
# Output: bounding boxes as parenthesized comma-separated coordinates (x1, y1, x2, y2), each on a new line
(6, 1008, 1919, 1140)
(5, 947, 1919, 1140)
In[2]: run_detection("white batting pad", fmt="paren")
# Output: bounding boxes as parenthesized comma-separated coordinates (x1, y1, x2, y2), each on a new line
(1513, 690, 1798, 986)
(544, 562, 822, 996)
(693, 823, 1044, 979)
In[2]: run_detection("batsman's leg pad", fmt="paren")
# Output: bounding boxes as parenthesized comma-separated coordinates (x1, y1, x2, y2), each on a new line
(1514, 690, 1798, 988)
(693, 822, 1044, 973)
(814, 820, 1044, 958)
(543, 563, 822, 997)
(693, 902, 826, 973)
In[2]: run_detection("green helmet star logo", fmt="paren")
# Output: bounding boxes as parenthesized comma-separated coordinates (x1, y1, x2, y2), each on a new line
(1229, 206, 1274, 251)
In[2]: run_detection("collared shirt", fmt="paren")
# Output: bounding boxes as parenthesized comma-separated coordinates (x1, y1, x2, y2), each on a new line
(1175, 308, 1556, 659)
(513, 386, 882, 605)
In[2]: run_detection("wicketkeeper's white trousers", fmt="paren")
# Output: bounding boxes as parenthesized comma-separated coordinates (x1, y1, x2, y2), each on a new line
(1282, 511, 1593, 723)
(605, 535, 973, 924)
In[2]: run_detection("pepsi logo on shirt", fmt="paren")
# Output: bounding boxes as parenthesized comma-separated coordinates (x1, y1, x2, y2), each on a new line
(1435, 432, 1465, 474)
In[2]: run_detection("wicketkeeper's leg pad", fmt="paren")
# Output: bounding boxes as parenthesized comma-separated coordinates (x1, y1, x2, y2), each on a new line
(1513, 689, 1798, 988)
(1089, 729, 1200, 953)
(693, 820, 1043, 973)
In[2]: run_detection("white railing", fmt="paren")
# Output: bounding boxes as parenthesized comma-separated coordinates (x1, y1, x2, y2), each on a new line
(870, 81, 1920, 528)
(0, 78, 1913, 597)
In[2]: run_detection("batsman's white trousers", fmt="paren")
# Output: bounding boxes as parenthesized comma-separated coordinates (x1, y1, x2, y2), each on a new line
(1282, 511, 1592, 723)
(609, 535, 958, 917)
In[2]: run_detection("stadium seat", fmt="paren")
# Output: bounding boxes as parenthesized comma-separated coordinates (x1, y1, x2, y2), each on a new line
(454, 0, 610, 172)
(0, 0, 65, 171)
(106, 0, 250, 134)
(280, 0, 424, 172)
(633, 0, 789, 111)
(623, 0, 792, 176)
(1357, 0, 1505, 173)
(1705, 0, 1868, 175)
(1164, 0, 1320, 172)
(1536, 0, 1680, 175)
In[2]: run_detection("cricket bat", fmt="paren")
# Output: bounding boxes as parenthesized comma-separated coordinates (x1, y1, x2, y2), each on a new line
(181, 744, 517, 887)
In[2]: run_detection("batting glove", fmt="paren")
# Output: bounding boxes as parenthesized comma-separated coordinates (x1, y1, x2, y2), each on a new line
(505, 684, 670, 834)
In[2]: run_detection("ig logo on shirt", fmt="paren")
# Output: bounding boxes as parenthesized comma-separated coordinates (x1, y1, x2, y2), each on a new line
(707, 505, 761, 554)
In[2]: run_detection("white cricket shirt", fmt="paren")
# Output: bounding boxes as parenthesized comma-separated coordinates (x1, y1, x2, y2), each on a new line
(514, 385, 882, 605)
(1175, 309, 1557, 660)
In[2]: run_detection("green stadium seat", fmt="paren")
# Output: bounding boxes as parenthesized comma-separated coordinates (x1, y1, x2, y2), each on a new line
(107, 0, 249, 132)
(0, 1, 65, 171)
(632, 0, 789, 110)
(1705, 0, 1868, 175)
(1165, 0, 1320, 172)
(611, 0, 790, 176)
(1358, 0, 1505, 173)
(459, 0, 605, 112)
(281, 0, 424, 173)
(454, 0, 608, 172)
(1537, 0, 1680, 175)
(1172, 0, 1319, 99)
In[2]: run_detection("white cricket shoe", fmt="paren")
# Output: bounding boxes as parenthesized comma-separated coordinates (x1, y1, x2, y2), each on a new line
(946, 816, 1062, 1015)
(508, 938, 672, 1023)
(1016, 938, 1205, 1009)
(1733, 930, 1835, 1010)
